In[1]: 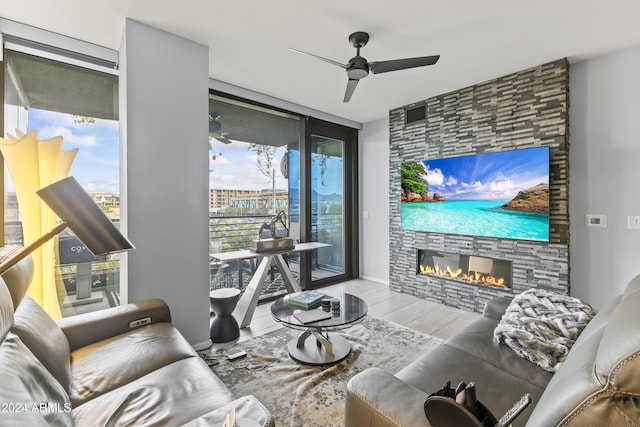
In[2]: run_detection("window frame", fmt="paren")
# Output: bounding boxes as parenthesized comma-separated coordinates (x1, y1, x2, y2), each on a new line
(1, 20, 119, 247)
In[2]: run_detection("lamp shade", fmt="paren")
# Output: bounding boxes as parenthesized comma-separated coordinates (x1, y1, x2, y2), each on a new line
(36, 176, 134, 256)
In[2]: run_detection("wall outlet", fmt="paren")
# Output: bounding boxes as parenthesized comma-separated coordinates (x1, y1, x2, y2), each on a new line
(585, 214, 607, 228)
(628, 216, 640, 229)
(362, 210, 369, 219)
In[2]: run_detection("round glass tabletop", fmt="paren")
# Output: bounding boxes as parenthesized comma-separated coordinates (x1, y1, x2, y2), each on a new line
(271, 292, 368, 331)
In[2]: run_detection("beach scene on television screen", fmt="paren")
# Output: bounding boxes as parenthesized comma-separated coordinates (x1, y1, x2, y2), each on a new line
(401, 146, 550, 242)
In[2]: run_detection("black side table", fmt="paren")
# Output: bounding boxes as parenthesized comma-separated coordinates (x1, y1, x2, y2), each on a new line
(210, 288, 241, 343)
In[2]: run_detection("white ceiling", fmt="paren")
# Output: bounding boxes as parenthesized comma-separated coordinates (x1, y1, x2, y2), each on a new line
(2, 0, 640, 124)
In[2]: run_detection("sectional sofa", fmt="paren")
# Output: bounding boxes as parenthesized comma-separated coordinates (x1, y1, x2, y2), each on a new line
(346, 274, 640, 426)
(0, 253, 273, 426)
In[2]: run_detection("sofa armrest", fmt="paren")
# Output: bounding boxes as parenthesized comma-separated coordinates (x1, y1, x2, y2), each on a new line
(482, 296, 512, 321)
(345, 367, 430, 427)
(57, 298, 172, 351)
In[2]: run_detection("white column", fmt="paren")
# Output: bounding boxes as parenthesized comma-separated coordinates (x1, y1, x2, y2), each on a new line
(120, 19, 211, 348)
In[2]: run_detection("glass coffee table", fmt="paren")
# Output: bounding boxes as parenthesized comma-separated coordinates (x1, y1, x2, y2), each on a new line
(270, 292, 368, 365)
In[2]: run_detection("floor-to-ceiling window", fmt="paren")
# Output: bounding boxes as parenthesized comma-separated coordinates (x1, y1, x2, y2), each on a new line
(208, 92, 358, 297)
(2, 33, 120, 317)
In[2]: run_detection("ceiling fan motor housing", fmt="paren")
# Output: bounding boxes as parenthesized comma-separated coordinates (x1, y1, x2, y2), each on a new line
(347, 56, 370, 79)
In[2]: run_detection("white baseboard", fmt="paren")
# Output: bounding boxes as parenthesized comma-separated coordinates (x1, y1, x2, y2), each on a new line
(192, 339, 212, 351)
(360, 275, 390, 285)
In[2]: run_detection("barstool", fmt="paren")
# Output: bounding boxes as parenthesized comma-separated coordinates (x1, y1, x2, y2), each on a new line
(209, 288, 241, 343)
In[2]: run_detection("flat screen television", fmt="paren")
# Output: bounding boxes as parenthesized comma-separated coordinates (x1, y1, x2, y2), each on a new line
(401, 146, 549, 242)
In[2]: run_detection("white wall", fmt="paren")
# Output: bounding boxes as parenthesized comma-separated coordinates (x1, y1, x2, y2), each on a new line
(359, 117, 390, 284)
(570, 45, 640, 308)
(120, 20, 211, 348)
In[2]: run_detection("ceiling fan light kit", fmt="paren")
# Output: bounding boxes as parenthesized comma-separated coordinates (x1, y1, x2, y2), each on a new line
(291, 31, 440, 102)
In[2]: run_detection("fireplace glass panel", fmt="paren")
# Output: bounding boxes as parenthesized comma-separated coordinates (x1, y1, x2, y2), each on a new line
(418, 249, 512, 290)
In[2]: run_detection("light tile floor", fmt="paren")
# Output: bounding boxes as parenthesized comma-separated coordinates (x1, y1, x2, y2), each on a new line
(233, 278, 481, 343)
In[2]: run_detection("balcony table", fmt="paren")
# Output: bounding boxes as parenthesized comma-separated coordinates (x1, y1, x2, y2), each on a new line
(210, 242, 330, 328)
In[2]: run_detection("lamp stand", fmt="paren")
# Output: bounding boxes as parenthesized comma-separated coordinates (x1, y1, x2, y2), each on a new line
(0, 222, 67, 276)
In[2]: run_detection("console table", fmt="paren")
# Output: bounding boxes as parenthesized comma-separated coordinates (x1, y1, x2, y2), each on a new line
(210, 242, 330, 328)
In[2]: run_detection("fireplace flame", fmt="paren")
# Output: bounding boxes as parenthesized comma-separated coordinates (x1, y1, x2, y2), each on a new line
(419, 264, 509, 289)
(446, 265, 463, 278)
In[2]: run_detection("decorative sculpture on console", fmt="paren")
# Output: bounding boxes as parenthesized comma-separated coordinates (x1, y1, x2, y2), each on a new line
(251, 210, 295, 253)
(258, 210, 288, 240)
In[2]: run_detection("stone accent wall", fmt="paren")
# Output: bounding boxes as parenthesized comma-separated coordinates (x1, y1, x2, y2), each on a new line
(389, 59, 569, 312)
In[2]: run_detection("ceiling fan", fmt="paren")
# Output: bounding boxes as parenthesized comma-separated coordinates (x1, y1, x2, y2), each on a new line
(291, 31, 440, 102)
(208, 114, 232, 144)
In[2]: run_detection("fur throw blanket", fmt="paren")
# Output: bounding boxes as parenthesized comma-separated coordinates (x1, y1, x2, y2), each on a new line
(494, 289, 596, 372)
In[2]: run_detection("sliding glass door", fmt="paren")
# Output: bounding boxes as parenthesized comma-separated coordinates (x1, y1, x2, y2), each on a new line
(304, 119, 358, 287)
(208, 93, 358, 293)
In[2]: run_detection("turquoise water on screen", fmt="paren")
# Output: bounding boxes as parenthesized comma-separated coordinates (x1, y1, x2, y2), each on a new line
(401, 200, 549, 241)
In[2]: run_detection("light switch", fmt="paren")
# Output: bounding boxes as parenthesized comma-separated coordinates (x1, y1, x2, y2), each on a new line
(362, 210, 369, 219)
(628, 216, 640, 229)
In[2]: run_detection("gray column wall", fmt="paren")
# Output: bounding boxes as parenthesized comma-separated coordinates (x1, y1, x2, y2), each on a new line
(388, 60, 570, 312)
(119, 19, 211, 347)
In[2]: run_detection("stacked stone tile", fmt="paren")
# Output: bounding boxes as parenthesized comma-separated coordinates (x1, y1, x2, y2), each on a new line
(389, 59, 569, 311)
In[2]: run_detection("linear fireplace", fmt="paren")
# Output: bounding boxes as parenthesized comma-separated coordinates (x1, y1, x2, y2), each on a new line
(417, 249, 512, 290)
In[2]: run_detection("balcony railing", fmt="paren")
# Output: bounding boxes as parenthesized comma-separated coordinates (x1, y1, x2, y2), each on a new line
(4, 213, 343, 314)
(209, 214, 274, 252)
(208, 213, 344, 297)
(208, 213, 344, 259)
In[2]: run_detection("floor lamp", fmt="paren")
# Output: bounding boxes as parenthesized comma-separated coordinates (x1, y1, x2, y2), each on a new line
(0, 176, 134, 276)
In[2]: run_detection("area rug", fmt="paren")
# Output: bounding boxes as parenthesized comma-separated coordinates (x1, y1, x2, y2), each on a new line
(199, 316, 443, 427)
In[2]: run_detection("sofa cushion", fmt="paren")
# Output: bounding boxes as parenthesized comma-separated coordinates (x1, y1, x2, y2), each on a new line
(0, 332, 72, 426)
(0, 252, 34, 310)
(395, 344, 545, 425)
(69, 321, 198, 406)
(482, 296, 512, 321)
(622, 273, 640, 299)
(71, 357, 235, 426)
(182, 395, 274, 426)
(571, 294, 620, 351)
(445, 317, 553, 389)
(0, 278, 13, 342)
(12, 296, 72, 392)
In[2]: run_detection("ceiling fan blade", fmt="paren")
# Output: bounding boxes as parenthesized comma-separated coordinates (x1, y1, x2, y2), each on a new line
(211, 134, 233, 144)
(344, 78, 359, 102)
(289, 48, 347, 69)
(369, 55, 440, 74)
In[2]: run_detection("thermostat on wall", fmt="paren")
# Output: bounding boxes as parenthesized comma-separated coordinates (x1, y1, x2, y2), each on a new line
(585, 214, 607, 228)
